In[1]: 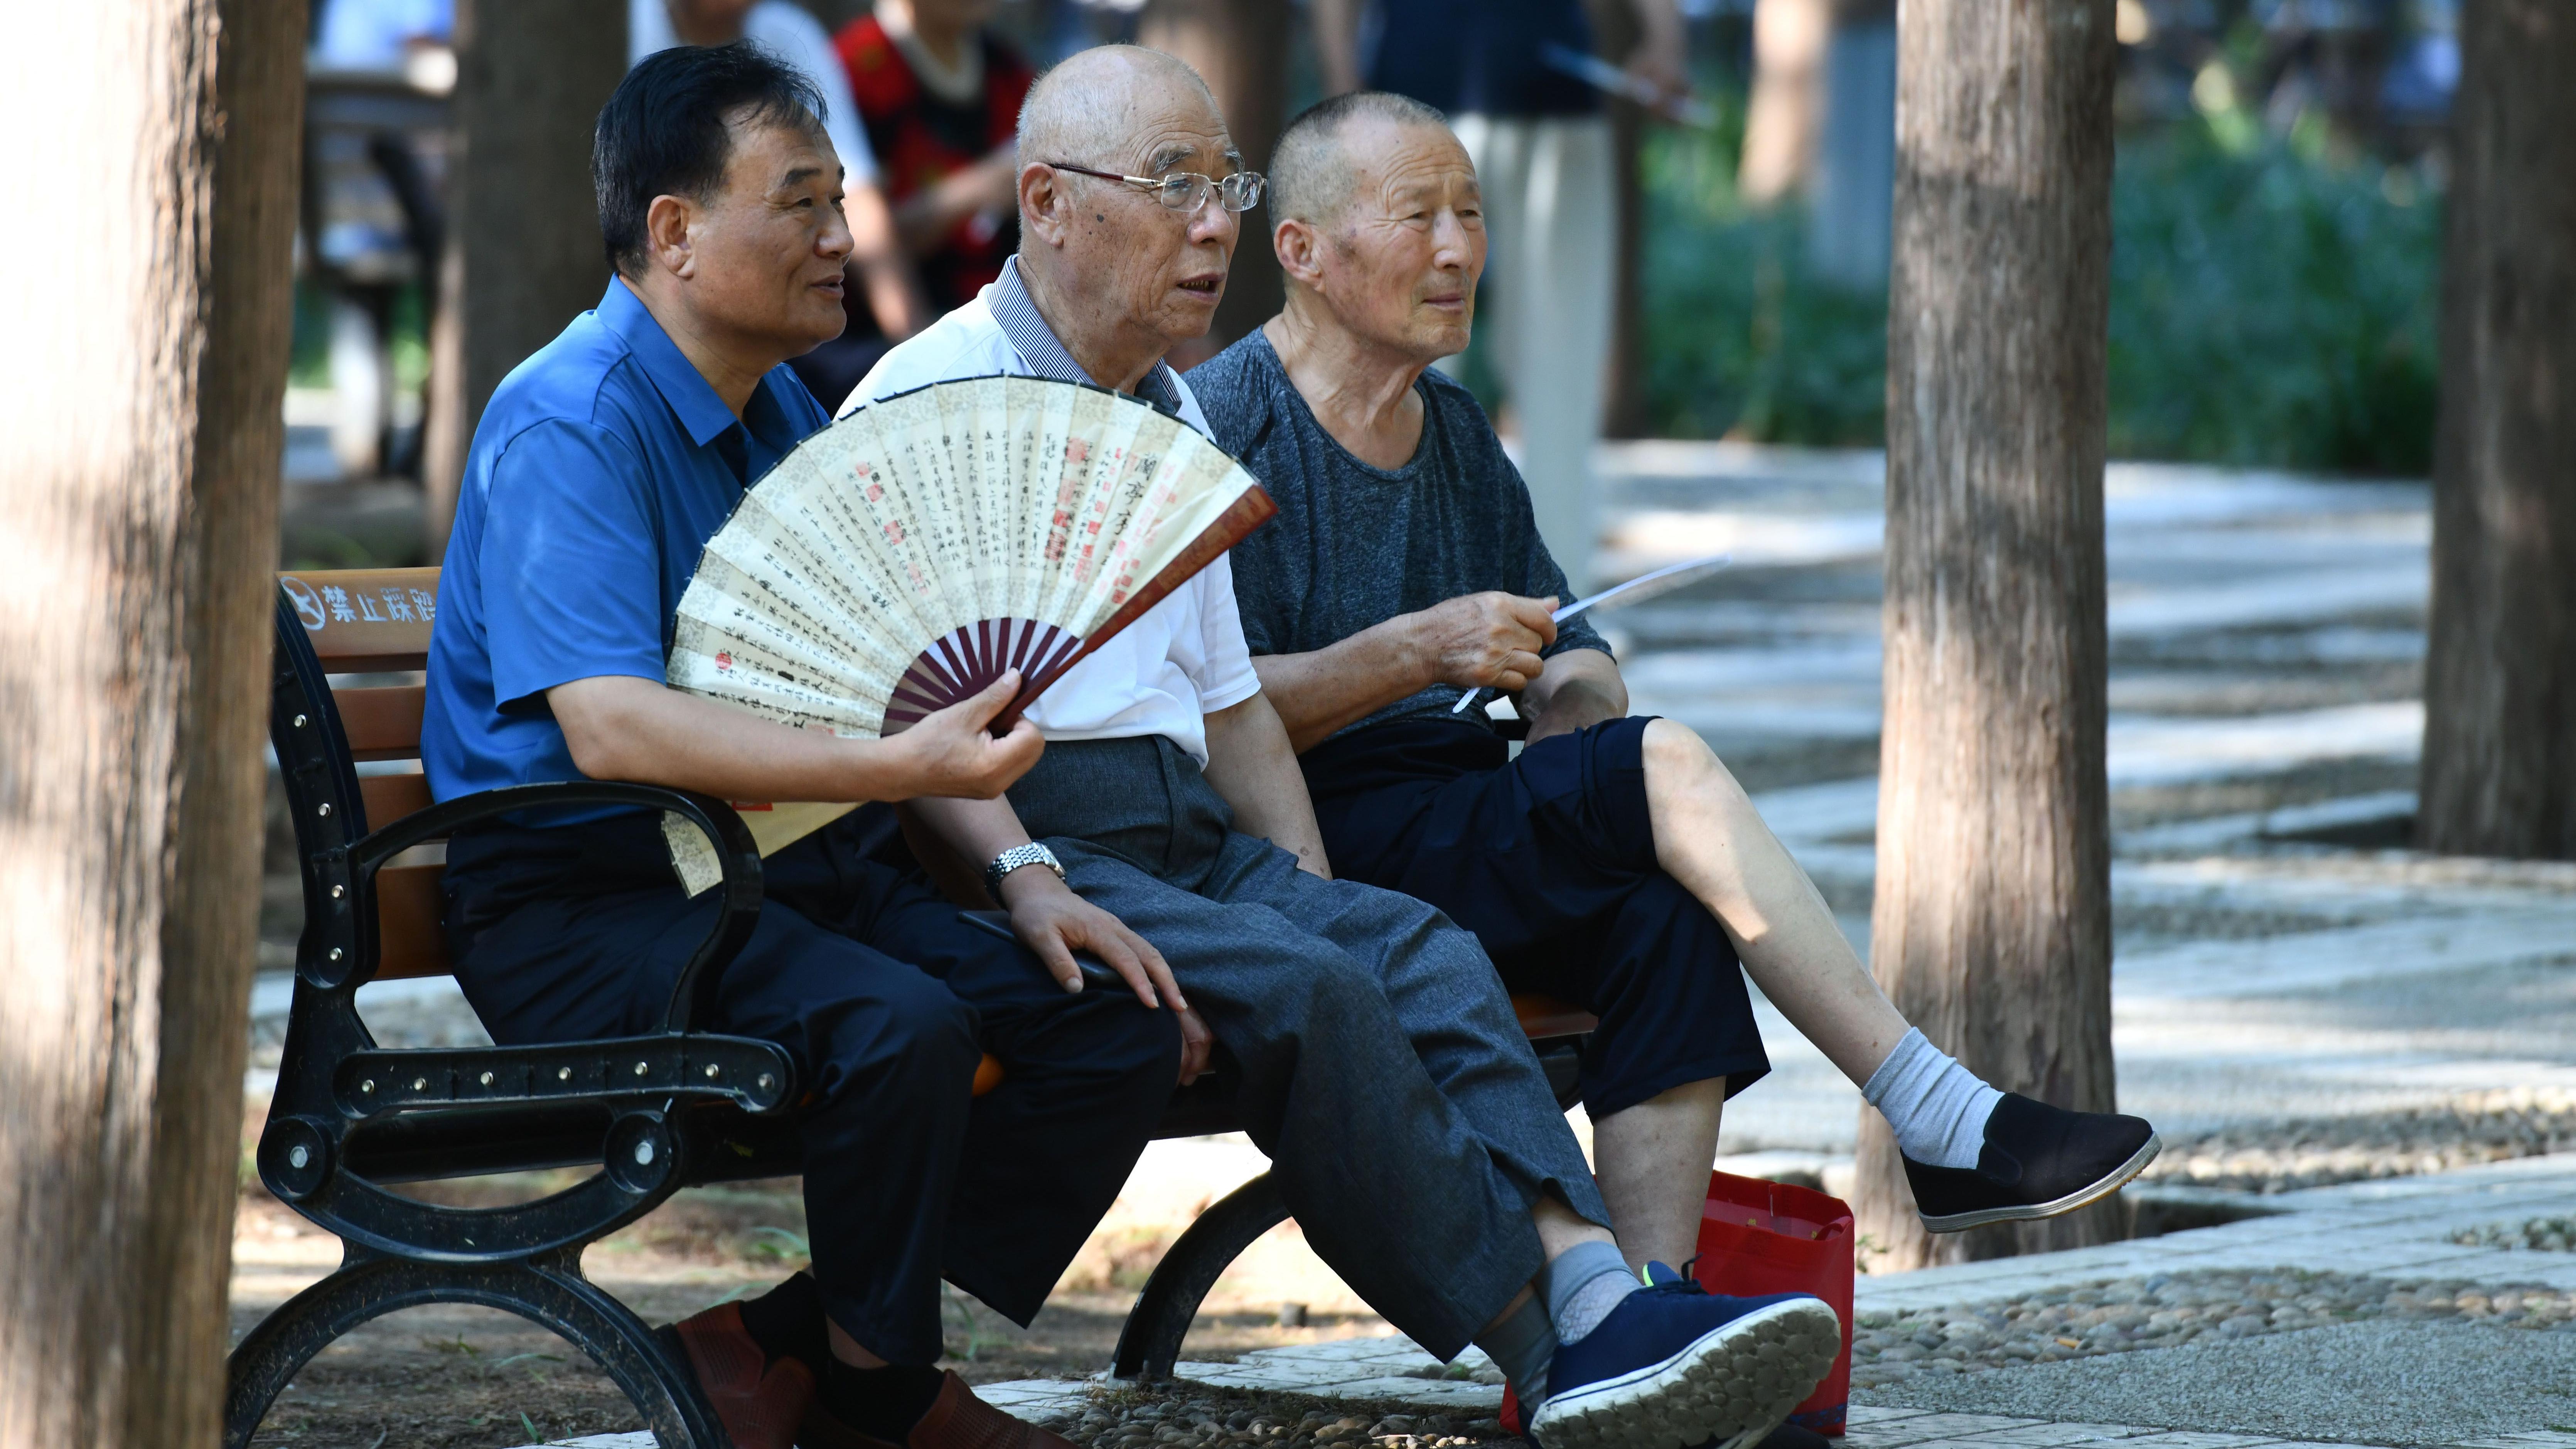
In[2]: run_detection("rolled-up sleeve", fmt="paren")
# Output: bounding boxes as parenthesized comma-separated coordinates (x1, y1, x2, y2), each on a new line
(481, 419, 671, 711)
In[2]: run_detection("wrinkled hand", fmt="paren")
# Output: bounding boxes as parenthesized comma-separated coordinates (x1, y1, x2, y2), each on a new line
(1174, 1005, 1213, 1085)
(1624, 45, 1692, 115)
(998, 868, 1190, 1019)
(1412, 592, 1558, 695)
(892, 671, 1044, 798)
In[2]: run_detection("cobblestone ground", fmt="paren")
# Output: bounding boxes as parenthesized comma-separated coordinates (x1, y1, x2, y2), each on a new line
(2142, 1088, 2576, 1194)
(1055, 1388, 1507, 1449)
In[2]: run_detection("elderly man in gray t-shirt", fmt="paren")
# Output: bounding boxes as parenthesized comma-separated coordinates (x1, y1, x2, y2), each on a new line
(1191, 93, 2160, 1315)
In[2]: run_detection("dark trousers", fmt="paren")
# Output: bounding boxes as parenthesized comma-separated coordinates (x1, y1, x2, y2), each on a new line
(1303, 716, 1773, 1118)
(1004, 736, 1609, 1361)
(442, 807, 1180, 1364)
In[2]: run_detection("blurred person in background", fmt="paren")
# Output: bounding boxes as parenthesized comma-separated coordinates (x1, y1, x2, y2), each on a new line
(634, 0, 933, 402)
(835, 0, 1036, 317)
(1315, 0, 1691, 589)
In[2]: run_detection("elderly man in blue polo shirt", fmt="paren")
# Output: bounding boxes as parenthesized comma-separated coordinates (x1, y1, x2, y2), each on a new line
(844, 44, 1844, 1449)
(421, 44, 1188, 1449)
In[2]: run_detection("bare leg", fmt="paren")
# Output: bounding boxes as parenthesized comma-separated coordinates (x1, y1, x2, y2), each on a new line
(1591, 1077, 1726, 1274)
(1640, 719, 1910, 1087)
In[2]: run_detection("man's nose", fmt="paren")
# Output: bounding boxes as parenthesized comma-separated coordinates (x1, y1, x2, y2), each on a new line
(820, 204, 855, 262)
(1187, 197, 1238, 248)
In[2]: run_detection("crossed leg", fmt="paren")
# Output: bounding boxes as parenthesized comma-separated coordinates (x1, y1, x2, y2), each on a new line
(1585, 719, 1915, 1270)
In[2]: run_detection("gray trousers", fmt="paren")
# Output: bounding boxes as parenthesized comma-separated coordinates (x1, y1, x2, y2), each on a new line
(1007, 736, 1609, 1358)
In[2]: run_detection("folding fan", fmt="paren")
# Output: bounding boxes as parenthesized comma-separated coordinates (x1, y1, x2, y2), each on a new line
(660, 374, 1276, 893)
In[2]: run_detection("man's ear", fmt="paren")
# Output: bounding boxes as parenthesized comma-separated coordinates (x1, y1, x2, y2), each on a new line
(1017, 163, 1067, 248)
(1273, 216, 1326, 288)
(644, 192, 699, 280)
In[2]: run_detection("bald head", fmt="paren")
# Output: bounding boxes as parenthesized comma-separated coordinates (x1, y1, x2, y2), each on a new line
(1018, 45, 1225, 175)
(1270, 90, 1452, 228)
(1010, 44, 1240, 391)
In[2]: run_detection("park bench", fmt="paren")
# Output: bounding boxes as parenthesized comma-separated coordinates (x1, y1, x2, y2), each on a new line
(230, 566, 1597, 1449)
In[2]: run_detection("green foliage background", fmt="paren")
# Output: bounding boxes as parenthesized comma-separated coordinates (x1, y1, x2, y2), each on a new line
(1616, 88, 2443, 473)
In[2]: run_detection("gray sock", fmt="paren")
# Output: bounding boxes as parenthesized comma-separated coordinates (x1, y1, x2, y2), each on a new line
(1540, 1239, 1640, 1344)
(1472, 1290, 1558, 1406)
(1863, 1027, 2005, 1170)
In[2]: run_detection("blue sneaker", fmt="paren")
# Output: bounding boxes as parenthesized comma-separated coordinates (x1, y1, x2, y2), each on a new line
(1528, 1262, 1840, 1449)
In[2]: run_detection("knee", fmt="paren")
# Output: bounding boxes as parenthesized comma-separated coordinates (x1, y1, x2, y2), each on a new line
(1642, 718, 1748, 809)
(813, 970, 979, 1089)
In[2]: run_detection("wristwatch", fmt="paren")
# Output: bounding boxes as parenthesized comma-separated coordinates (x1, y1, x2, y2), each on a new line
(984, 842, 1067, 895)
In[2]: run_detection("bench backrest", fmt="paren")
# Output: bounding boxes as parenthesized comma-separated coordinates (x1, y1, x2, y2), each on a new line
(278, 567, 449, 980)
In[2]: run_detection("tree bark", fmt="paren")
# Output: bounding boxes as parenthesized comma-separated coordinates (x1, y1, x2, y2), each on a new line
(423, 0, 627, 554)
(1140, 0, 1291, 357)
(2418, 0, 2576, 861)
(1585, 0, 1650, 439)
(1859, 0, 2119, 1273)
(0, 0, 302, 1442)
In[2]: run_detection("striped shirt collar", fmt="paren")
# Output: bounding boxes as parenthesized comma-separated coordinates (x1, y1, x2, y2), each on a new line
(990, 255, 1186, 418)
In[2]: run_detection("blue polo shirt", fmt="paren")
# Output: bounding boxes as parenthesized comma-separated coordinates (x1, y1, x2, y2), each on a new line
(422, 278, 829, 809)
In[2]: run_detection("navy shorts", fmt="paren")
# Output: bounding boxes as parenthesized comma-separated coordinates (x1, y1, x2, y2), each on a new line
(1301, 714, 1772, 1117)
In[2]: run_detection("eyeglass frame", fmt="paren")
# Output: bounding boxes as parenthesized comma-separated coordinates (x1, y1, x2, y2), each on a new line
(1043, 160, 1266, 214)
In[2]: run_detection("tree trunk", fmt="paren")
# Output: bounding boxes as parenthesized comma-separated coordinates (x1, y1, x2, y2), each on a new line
(0, 0, 302, 1442)
(1141, 0, 1291, 359)
(1585, 0, 1650, 440)
(2418, 0, 2576, 861)
(1858, 0, 2119, 1273)
(423, 0, 627, 554)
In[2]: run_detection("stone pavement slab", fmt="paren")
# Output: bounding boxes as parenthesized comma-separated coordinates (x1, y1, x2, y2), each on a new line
(1856, 1318, 2576, 1446)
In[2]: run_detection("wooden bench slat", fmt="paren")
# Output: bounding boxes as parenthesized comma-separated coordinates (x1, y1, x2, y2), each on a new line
(373, 863, 451, 981)
(339, 685, 427, 762)
(278, 568, 438, 672)
(1512, 994, 1597, 1041)
(358, 772, 433, 831)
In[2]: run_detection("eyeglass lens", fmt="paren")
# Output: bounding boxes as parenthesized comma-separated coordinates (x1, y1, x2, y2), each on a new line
(1156, 172, 1266, 212)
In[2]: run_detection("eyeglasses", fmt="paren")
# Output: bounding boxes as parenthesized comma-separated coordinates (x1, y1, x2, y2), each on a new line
(1046, 161, 1266, 214)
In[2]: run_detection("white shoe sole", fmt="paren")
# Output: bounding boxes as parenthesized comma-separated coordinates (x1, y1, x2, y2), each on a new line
(1528, 1297, 1843, 1449)
(1918, 1132, 2164, 1233)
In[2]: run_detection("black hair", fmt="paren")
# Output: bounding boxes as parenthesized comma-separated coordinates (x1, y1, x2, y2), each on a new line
(593, 41, 830, 274)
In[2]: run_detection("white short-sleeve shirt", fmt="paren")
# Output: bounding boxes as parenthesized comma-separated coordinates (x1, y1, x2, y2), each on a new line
(629, 0, 878, 188)
(842, 262, 1264, 767)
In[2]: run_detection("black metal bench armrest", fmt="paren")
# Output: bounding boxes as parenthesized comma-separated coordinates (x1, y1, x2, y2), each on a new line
(334, 1033, 795, 1120)
(350, 780, 764, 1033)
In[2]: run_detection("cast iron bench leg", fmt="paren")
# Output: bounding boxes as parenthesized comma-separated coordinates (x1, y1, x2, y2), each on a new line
(224, 1244, 727, 1449)
(1111, 1171, 1290, 1382)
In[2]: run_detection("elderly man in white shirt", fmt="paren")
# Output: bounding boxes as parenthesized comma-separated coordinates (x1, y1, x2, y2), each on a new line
(846, 45, 1841, 1449)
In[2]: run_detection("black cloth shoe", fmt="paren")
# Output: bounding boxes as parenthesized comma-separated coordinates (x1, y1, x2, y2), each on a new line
(1902, 1092, 2160, 1232)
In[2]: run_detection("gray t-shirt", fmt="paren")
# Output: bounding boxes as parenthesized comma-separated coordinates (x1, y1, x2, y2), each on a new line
(1191, 330, 1608, 741)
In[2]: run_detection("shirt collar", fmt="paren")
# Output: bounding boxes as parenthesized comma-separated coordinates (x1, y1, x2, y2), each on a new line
(991, 256, 1185, 418)
(596, 277, 762, 450)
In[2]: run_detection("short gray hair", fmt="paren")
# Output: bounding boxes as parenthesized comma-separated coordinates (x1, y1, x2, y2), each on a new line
(1269, 91, 1452, 227)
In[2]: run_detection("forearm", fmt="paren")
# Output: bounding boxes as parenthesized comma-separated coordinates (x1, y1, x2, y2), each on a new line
(905, 794, 1042, 897)
(1199, 695, 1332, 877)
(1251, 616, 1434, 754)
(1519, 647, 1627, 742)
(845, 181, 929, 337)
(895, 152, 1012, 256)
(1634, 0, 1686, 56)
(551, 676, 913, 802)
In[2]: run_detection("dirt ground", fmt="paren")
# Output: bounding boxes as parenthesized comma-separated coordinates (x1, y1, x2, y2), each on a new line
(230, 1127, 1403, 1449)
